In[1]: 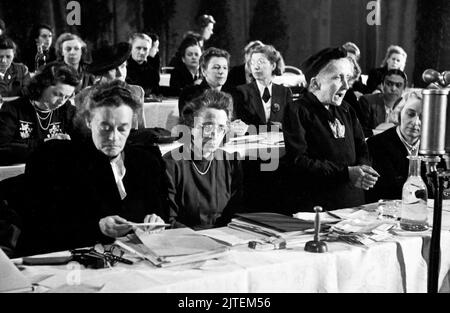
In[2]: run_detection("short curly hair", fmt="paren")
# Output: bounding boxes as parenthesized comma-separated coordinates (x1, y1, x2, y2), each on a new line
(82, 80, 140, 120)
(181, 89, 233, 128)
(200, 47, 230, 71)
(247, 45, 285, 76)
(55, 32, 88, 62)
(27, 62, 80, 101)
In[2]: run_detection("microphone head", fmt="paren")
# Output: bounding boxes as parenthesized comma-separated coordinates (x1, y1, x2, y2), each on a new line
(442, 71, 450, 86)
(422, 69, 441, 85)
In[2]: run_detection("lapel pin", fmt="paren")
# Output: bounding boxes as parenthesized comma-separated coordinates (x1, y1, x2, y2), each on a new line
(271, 103, 280, 113)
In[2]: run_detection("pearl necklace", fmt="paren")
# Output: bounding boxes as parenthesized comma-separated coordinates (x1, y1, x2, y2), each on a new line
(191, 159, 213, 176)
(32, 101, 53, 131)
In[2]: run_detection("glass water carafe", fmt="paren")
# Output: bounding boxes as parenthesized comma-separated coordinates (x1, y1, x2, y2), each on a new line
(400, 156, 428, 231)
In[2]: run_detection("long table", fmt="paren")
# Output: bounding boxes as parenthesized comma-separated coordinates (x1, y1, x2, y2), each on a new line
(0, 164, 25, 182)
(13, 207, 450, 293)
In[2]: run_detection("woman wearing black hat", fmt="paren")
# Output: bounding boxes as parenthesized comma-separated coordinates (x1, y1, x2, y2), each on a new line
(74, 42, 145, 134)
(283, 47, 379, 212)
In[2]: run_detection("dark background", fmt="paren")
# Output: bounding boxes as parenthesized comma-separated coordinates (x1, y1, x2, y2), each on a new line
(0, 0, 448, 87)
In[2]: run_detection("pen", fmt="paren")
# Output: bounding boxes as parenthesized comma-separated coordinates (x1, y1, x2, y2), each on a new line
(325, 210, 342, 220)
(126, 222, 170, 227)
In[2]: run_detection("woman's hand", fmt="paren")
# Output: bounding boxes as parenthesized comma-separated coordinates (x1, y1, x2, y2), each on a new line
(99, 215, 133, 238)
(348, 165, 380, 190)
(44, 133, 71, 142)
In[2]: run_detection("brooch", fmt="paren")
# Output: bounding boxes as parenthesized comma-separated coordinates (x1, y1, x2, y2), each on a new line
(271, 103, 280, 113)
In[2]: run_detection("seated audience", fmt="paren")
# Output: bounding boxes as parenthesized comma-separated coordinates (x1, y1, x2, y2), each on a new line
(0, 62, 79, 165)
(366, 45, 407, 94)
(283, 47, 379, 212)
(16, 80, 168, 256)
(22, 23, 57, 72)
(178, 47, 232, 115)
(0, 36, 31, 97)
(359, 69, 406, 137)
(233, 45, 291, 129)
(55, 32, 94, 90)
(76, 42, 145, 133)
(366, 90, 423, 202)
(126, 33, 160, 97)
(165, 90, 244, 230)
(169, 36, 202, 96)
(148, 33, 161, 94)
(224, 40, 264, 89)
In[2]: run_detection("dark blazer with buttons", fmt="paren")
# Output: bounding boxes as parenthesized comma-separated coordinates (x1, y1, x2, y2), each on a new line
(233, 81, 292, 128)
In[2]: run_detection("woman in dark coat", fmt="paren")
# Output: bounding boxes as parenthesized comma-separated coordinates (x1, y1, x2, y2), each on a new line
(366, 90, 423, 203)
(283, 47, 379, 212)
(169, 37, 202, 97)
(233, 45, 291, 130)
(0, 62, 79, 165)
(16, 80, 169, 256)
(165, 90, 244, 230)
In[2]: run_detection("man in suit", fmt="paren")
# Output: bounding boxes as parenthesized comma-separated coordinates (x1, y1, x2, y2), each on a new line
(233, 45, 291, 131)
(359, 69, 406, 137)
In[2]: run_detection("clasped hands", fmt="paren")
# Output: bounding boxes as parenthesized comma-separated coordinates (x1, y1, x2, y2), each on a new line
(99, 214, 166, 238)
(348, 165, 380, 190)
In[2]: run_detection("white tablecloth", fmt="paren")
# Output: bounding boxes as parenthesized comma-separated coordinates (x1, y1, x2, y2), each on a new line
(16, 227, 450, 293)
(0, 164, 25, 181)
(143, 99, 179, 130)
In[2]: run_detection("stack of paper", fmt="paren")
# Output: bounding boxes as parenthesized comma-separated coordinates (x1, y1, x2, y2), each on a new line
(228, 212, 314, 238)
(0, 249, 33, 293)
(116, 228, 229, 268)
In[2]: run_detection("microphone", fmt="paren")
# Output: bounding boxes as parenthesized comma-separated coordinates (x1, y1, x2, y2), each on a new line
(422, 69, 450, 88)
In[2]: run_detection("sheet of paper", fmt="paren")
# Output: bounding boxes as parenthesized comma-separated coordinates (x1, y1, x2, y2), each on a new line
(136, 228, 226, 257)
(293, 212, 340, 224)
(197, 227, 266, 246)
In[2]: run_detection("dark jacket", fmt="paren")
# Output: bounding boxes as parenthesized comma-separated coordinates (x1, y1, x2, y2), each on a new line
(126, 57, 160, 96)
(283, 91, 370, 211)
(0, 63, 31, 97)
(21, 46, 57, 73)
(178, 80, 235, 116)
(366, 66, 387, 94)
(359, 93, 402, 137)
(169, 63, 199, 97)
(233, 81, 292, 128)
(16, 139, 169, 256)
(0, 97, 76, 165)
(164, 147, 244, 230)
(366, 126, 418, 203)
(224, 64, 247, 90)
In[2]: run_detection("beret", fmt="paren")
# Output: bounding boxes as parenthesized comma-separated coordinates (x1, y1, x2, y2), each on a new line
(300, 47, 348, 84)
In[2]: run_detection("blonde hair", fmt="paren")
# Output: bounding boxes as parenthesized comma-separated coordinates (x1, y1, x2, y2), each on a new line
(380, 45, 407, 70)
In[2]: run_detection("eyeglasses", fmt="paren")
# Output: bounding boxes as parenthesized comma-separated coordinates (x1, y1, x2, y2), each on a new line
(200, 123, 228, 136)
(71, 244, 133, 268)
(250, 58, 270, 67)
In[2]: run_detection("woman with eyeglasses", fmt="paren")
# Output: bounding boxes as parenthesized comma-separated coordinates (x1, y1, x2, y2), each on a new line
(233, 45, 291, 130)
(0, 62, 79, 165)
(164, 89, 244, 230)
(16, 80, 168, 256)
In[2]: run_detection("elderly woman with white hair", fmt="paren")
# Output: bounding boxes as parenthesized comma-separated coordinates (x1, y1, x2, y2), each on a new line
(366, 90, 424, 202)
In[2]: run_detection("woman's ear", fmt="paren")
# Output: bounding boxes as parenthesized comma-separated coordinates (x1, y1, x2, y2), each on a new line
(85, 117, 92, 129)
(310, 77, 320, 91)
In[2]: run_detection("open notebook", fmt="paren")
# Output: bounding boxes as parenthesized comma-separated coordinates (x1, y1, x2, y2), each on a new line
(0, 248, 33, 293)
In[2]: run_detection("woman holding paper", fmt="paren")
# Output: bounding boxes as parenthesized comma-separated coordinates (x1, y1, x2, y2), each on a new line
(16, 80, 168, 256)
(164, 89, 244, 230)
